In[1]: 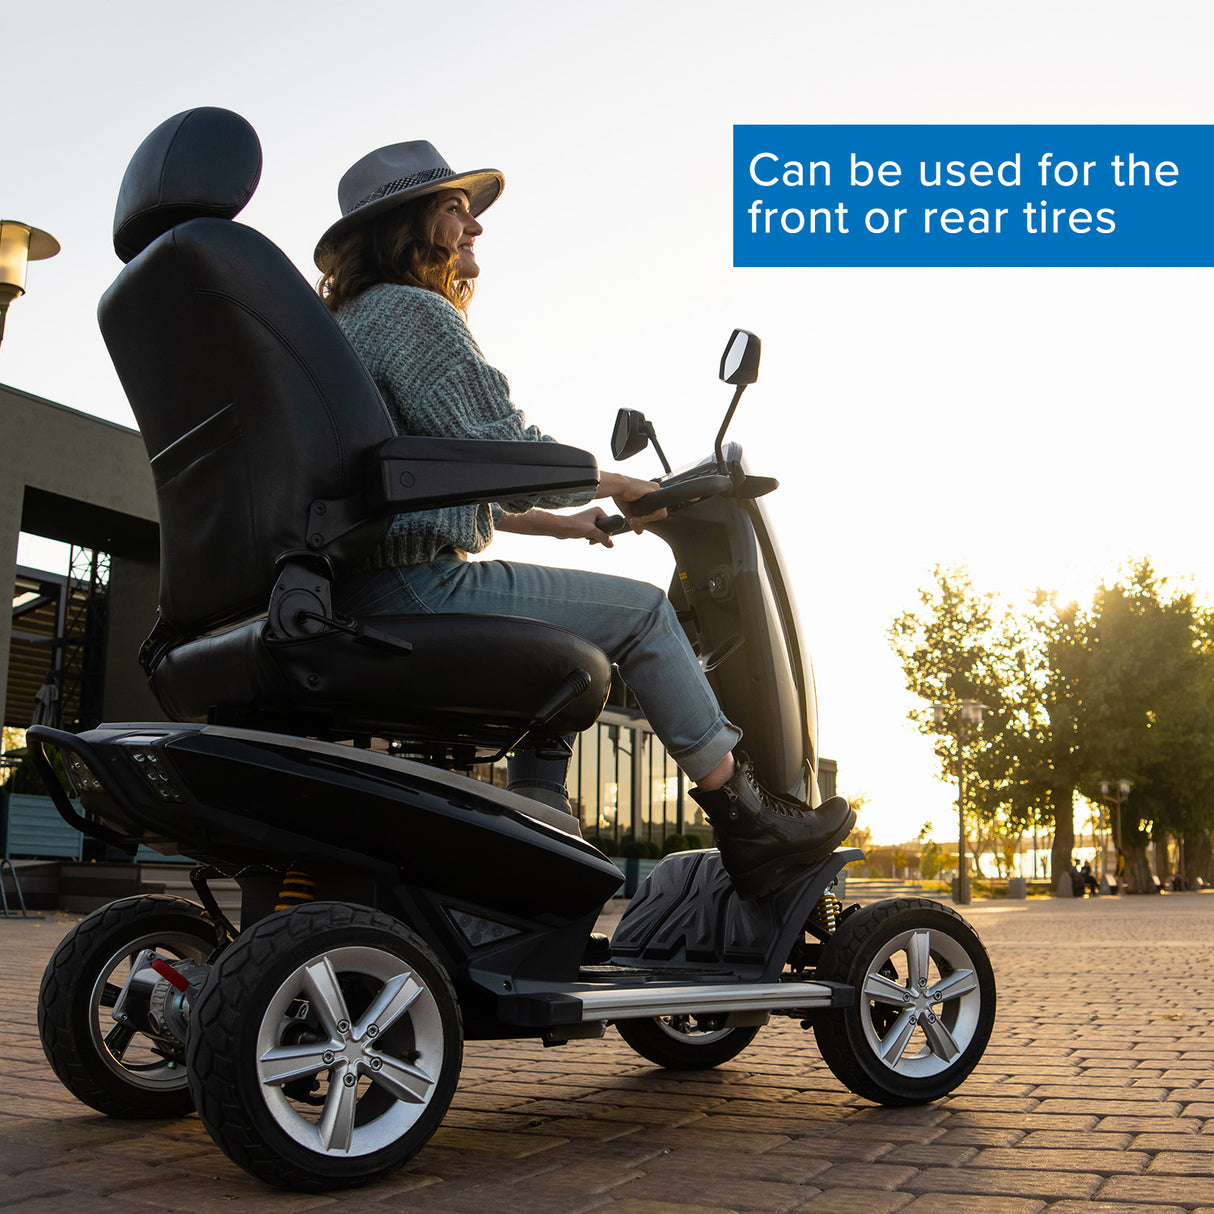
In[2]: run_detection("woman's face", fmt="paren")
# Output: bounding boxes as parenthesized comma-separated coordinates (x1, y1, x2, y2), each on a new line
(429, 189, 483, 280)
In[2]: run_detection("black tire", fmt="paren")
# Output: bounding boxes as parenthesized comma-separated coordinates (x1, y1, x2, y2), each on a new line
(38, 894, 220, 1118)
(186, 902, 461, 1192)
(616, 1015, 760, 1069)
(813, 898, 996, 1106)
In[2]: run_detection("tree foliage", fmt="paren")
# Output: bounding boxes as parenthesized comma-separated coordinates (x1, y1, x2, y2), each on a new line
(890, 560, 1214, 892)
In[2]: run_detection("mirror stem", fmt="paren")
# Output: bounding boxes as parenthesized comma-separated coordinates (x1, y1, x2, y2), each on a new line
(645, 425, 673, 474)
(714, 384, 747, 474)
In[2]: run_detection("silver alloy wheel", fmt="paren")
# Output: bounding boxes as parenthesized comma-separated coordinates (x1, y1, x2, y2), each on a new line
(652, 1014, 733, 1045)
(87, 929, 210, 1092)
(857, 926, 982, 1077)
(254, 945, 445, 1156)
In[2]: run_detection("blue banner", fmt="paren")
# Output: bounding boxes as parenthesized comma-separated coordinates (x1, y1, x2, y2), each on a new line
(734, 125, 1214, 267)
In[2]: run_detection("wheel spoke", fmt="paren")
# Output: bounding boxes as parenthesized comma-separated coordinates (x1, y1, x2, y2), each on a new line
(863, 972, 911, 1005)
(302, 958, 353, 1037)
(920, 1014, 961, 1061)
(356, 973, 422, 1038)
(907, 930, 932, 991)
(876, 1008, 919, 1065)
(930, 967, 979, 1002)
(316, 1067, 359, 1153)
(366, 1050, 436, 1104)
(104, 1021, 136, 1059)
(258, 1042, 334, 1087)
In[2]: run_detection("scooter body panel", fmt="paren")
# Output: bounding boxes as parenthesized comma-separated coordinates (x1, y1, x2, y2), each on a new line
(30, 722, 625, 925)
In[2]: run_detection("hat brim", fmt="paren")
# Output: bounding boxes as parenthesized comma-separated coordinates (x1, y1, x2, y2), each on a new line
(313, 167, 504, 270)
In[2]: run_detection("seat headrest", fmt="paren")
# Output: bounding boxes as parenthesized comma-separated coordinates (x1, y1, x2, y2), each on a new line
(113, 107, 263, 263)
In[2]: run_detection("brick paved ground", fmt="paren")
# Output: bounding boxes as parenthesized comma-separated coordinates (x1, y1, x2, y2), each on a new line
(3, 892, 1213, 1213)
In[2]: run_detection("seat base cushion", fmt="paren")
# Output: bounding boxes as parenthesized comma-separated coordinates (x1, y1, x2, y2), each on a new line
(151, 613, 613, 753)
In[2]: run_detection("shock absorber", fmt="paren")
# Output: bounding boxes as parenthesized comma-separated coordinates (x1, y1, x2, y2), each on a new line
(275, 869, 316, 912)
(810, 890, 842, 936)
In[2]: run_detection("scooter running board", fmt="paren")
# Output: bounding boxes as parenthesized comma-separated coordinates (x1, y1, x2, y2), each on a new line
(497, 979, 854, 1027)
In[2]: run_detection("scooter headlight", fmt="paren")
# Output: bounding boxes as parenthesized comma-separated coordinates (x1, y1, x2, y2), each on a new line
(63, 750, 106, 796)
(121, 739, 185, 803)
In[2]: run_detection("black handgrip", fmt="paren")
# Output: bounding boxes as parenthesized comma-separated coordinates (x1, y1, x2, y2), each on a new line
(631, 473, 733, 515)
(595, 514, 629, 535)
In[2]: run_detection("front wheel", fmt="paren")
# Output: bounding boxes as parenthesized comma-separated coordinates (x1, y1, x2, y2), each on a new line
(187, 903, 461, 1191)
(616, 1015, 759, 1069)
(813, 898, 995, 1105)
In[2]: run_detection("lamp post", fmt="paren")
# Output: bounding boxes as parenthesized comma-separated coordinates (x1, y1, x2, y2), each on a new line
(0, 220, 60, 347)
(1098, 778, 1131, 894)
(934, 698, 987, 905)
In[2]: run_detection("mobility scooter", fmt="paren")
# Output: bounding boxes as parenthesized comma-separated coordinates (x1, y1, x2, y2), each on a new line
(30, 108, 996, 1192)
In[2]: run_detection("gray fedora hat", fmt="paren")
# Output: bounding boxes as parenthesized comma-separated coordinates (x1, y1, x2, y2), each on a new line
(314, 140, 504, 269)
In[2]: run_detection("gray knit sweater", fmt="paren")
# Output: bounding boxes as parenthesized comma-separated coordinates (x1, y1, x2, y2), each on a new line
(336, 284, 594, 569)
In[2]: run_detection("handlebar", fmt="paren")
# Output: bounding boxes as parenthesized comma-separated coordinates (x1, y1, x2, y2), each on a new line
(630, 472, 733, 516)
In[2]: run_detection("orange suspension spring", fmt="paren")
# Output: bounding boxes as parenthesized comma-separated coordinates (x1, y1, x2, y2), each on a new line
(275, 869, 316, 912)
(810, 890, 842, 936)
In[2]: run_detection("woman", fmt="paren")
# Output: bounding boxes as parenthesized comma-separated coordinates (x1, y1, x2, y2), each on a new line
(314, 140, 853, 900)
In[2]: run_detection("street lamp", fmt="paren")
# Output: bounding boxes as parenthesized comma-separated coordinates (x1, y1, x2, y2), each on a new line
(933, 698, 988, 906)
(0, 220, 60, 347)
(1098, 778, 1132, 893)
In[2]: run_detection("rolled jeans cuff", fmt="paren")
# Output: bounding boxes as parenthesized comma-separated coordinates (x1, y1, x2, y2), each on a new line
(506, 780, 572, 814)
(670, 721, 742, 784)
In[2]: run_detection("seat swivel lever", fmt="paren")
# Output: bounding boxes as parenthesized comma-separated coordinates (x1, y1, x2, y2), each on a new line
(485, 668, 593, 764)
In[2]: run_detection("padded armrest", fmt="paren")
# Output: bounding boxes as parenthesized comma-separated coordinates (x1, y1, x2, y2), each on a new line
(306, 437, 599, 551)
(375, 436, 598, 509)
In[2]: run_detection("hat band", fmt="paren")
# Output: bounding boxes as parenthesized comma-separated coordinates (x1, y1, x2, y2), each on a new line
(350, 167, 455, 215)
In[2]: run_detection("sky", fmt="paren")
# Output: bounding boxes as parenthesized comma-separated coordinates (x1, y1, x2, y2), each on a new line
(3, 0, 1211, 843)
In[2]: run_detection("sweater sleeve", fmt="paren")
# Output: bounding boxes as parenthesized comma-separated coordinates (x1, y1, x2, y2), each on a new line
(351, 286, 595, 512)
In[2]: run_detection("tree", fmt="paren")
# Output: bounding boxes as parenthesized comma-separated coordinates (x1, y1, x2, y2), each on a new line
(1077, 563, 1214, 892)
(889, 565, 1039, 873)
(891, 560, 1214, 895)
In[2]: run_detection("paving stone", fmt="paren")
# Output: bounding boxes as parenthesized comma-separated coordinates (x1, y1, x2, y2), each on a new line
(1096, 1116, 1203, 1133)
(6, 894, 1214, 1211)
(900, 1199, 1045, 1214)
(804, 1161, 920, 1190)
(879, 1143, 978, 1167)
(902, 1167, 1101, 1200)
(638, 1149, 830, 1185)
(1097, 1175, 1214, 1204)
(425, 1126, 569, 1157)
(612, 1171, 814, 1212)
(1015, 1131, 1133, 1150)
(21, 1157, 193, 1195)
(765, 1138, 895, 1164)
(1145, 1153, 1214, 1175)
(791, 1191, 914, 1213)
(605, 1201, 740, 1214)
(0, 1174, 73, 1207)
(1045, 1205, 1187, 1214)
(1131, 1134, 1214, 1152)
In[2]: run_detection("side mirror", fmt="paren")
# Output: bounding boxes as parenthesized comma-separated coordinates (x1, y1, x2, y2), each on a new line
(611, 408, 651, 461)
(719, 329, 761, 386)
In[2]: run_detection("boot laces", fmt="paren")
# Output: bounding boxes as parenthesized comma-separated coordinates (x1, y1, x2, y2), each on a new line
(733, 762, 799, 818)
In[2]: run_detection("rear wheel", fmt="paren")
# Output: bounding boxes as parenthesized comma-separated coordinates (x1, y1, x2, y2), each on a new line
(813, 898, 995, 1105)
(616, 1015, 759, 1069)
(38, 894, 219, 1118)
(187, 903, 461, 1191)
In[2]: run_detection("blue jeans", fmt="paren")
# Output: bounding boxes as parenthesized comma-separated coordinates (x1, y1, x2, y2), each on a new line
(334, 555, 740, 786)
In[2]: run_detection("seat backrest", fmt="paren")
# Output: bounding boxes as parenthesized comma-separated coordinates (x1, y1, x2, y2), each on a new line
(99, 107, 397, 637)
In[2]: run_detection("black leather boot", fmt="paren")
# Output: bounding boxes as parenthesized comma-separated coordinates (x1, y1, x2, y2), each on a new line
(689, 755, 856, 900)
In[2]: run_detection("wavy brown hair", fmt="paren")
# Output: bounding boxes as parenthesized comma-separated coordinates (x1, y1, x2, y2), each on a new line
(318, 193, 474, 314)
